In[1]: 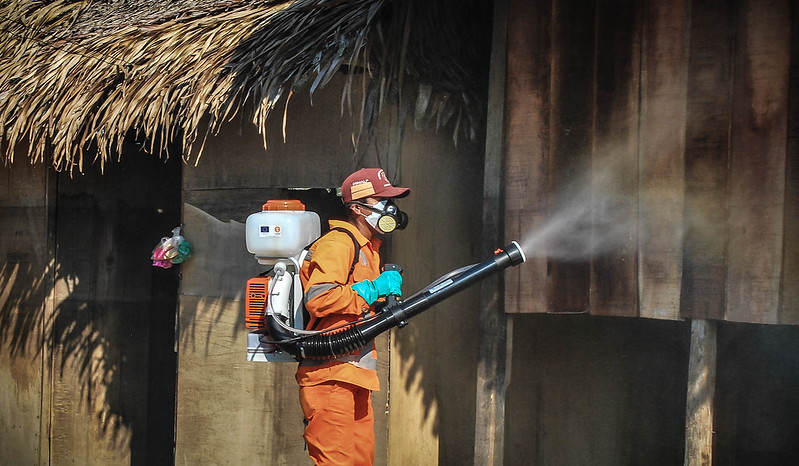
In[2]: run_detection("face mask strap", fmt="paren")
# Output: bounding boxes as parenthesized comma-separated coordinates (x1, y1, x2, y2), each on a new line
(349, 200, 387, 214)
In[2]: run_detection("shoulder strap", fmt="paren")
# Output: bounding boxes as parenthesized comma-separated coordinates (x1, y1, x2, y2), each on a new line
(304, 227, 361, 275)
(303, 227, 361, 331)
(329, 227, 361, 276)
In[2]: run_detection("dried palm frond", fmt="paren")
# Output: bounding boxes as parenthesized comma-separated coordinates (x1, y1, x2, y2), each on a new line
(0, 0, 488, 172)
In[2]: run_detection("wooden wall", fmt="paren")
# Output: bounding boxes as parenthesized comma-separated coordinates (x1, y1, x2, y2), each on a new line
(505, 315, 691, 465)
(0, 147, 180, 465)
(1, 54, 487, 466)
(389, 116, 485, 466)
(504, 0, 799, 325)
(173, 73, 485, 465)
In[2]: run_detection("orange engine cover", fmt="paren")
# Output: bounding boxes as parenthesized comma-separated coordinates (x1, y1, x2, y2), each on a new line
(245, 276, 271, 329)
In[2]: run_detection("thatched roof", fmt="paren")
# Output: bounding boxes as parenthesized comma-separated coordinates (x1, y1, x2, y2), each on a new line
(0, 0, 489, 172)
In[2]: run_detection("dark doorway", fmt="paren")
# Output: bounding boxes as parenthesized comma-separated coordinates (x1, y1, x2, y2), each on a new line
(53, 142, 181, 465)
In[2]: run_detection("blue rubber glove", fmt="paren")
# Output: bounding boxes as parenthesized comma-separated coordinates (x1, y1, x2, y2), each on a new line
(351, 270, 403, 306)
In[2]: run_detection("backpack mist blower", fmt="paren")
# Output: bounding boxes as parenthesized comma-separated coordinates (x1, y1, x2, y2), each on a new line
(243, 200, 527, 362)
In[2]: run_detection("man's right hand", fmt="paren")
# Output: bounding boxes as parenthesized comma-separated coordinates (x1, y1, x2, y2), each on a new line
(352, 271, 403, 305)
(373, 270, 402, 296)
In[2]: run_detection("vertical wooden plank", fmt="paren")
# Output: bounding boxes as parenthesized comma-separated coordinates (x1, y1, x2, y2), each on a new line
(504, 0, 551, 314)
(638, 0, 688, 320)
(392, 127, 486, 465)
(40, 165, 56, 466)
(726, 0, 791, 323)
(0, 161, 51, 465)
(681, 0, 733, 321)
(782, 2, 799, 325)
(591, 0, 640, 317)
(684, 319, 717, 466)
(548, 0, 595, 313)
(685, 320, 717, 466)
(51, 180, 124, 464)
(475, 0, 509, 463)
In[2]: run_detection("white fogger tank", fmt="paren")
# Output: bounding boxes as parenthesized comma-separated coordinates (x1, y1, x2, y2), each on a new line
(244, 200, 320, 362)
(246, 199, 321, 265)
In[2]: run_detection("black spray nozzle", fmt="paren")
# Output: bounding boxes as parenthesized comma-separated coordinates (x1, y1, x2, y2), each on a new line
(501, 240, 527, 267)
(267, 241, 527, 361)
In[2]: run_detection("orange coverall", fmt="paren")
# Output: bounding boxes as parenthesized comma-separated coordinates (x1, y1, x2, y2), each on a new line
(297, 220, 381, 466)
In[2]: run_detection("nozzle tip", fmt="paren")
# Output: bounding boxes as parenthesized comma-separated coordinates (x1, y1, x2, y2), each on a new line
(507, 241, 527, 265)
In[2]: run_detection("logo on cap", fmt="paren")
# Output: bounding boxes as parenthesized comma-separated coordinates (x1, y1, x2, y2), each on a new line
(350, 180, 376, 199)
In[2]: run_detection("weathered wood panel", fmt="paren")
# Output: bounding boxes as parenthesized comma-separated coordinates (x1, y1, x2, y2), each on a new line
(50, 187, 128, 465)
(0, 161, 51, 465)
(680, 0, 733, 321)
(726, 0, 791, 323)
(504, 0, 798, 326)
(475, 0, 510, 463)
(547, 0, 595, 314)
(184, 77, 376, 193)
(505, 0, 551, 315)
(505, 315, 690, 465)
(783, 2, 799, 324)
(391, 129, 486, 465)
(638, 0, 688, 320)
(713, 322, 799, 464)
(591, 0, 640, 317)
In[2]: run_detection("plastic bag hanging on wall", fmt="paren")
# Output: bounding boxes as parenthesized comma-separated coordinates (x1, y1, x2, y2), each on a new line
(151, 226, 192, 269)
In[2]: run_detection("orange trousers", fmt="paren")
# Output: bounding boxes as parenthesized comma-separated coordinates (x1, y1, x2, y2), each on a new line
(299, 381, 375, 466)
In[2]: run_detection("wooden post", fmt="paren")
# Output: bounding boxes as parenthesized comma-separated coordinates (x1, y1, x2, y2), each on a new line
(474, 0, 508, 464)
(684, 319, 717, 466)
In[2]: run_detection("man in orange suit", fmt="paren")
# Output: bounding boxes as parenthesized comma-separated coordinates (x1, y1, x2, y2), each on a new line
(298, 168, 410, 465)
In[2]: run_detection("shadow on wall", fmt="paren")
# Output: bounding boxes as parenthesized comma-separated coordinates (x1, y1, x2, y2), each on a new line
(0, 142, 181, 463)
(381, 133, 488, 465)
(714, 322, 799, 464)
(505, 314, 691, 465)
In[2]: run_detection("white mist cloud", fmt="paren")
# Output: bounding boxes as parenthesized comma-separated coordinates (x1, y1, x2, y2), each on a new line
(518, 142, 686, 262)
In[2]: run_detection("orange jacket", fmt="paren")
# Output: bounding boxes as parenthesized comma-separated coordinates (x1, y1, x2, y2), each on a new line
(296, 220, 381, 391)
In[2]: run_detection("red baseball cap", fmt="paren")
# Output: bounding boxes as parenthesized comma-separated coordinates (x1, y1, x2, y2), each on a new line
(341, 168, 410, 203)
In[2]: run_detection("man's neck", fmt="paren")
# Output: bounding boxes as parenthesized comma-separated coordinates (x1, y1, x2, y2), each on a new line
(350, 216, 376, 242)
